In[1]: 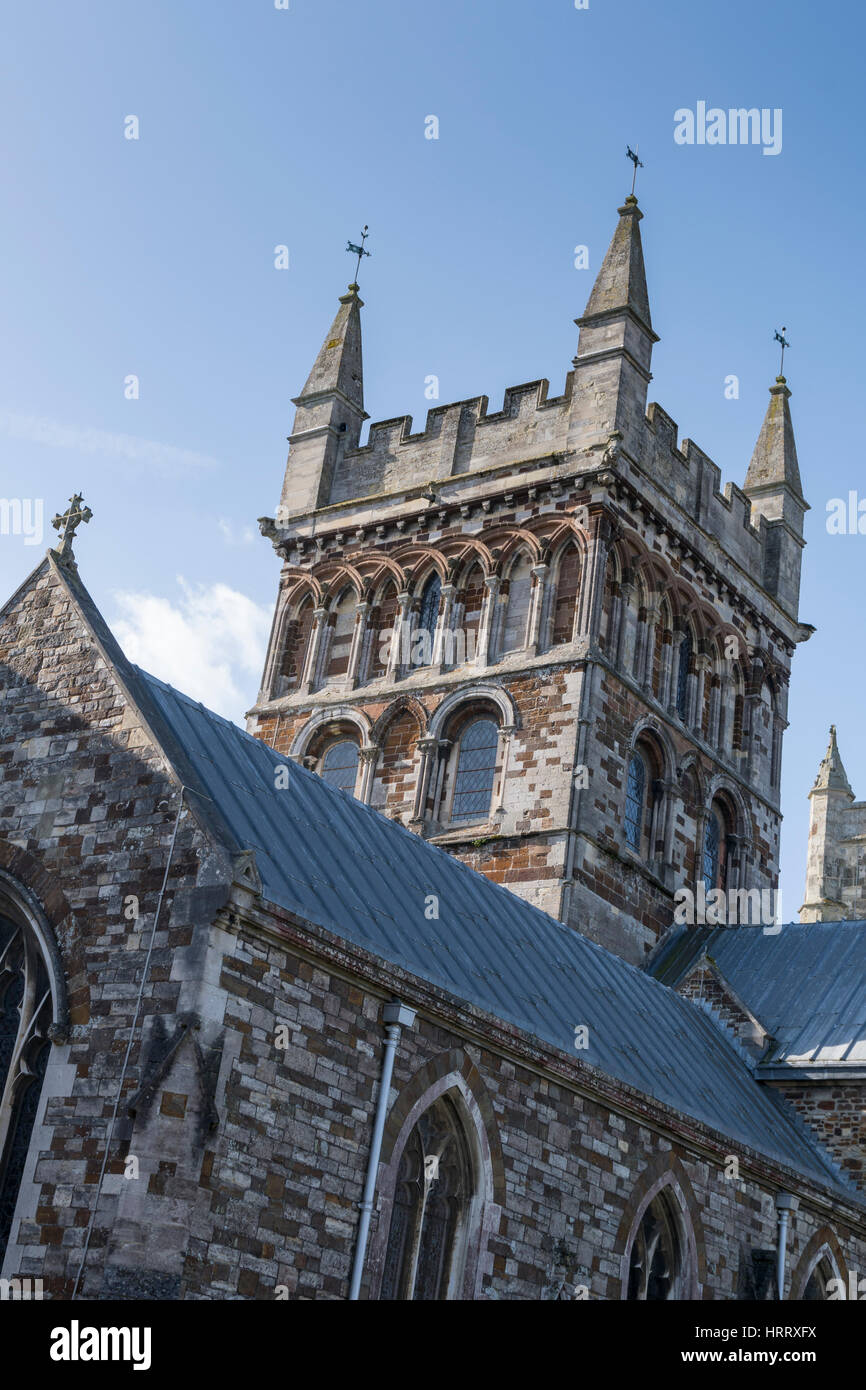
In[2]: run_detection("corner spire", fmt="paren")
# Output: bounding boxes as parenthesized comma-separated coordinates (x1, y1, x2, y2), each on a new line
(744, 375, 804, 502)
(810, 726, 854, 798)
(293, 283, 365, 414)
(579, 196, 655, 338)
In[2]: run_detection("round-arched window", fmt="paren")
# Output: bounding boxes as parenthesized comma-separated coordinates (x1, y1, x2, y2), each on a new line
(451, 719, 499, 823)
(320, 741, 360, 796)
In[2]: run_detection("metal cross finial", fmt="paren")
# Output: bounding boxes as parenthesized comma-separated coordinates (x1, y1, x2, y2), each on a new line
(346, 225, 371, 285)
(626, 146, 644, 196)
(774, 326, 790, 377)
(51, 492, 93, 559)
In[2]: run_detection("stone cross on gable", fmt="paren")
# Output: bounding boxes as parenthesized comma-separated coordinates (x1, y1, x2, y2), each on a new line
(51, 493, 93, 560)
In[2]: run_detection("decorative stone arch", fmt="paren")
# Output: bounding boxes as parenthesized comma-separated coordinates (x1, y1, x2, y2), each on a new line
(390, 545, 449, 587)
(366, 1049, 505, 1301)
(629, 716, 676, 782)
(368, 695, 429, 747)
(429, 683, 518, 741)
(615, 1153, 705, 1300)
(678, 752, 707, 808)
(311, 561, 366, 603)
(790, 1226, 848, 1301)
(704, 774, 750, 839)
(289, 705, 373, 760)
(354, 552, 406, 597)
(478, 526, 543, 571)
(439, 537, 494, 581)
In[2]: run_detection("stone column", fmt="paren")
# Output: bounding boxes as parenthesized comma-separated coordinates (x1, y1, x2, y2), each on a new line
(387, 592, 412, 681)
(300, 605, 328, 694)
(494, 725, 517, 815)
(476, 576, 500, 667)
(642, 601, 660, 692)
(615, 579, 634, 669)
(432, 583, 455, 668)
(410, 736, 439, 824)
(346, 601, 370, 687)
(527, 565, 549, 655)
(358, 746, 379, 805)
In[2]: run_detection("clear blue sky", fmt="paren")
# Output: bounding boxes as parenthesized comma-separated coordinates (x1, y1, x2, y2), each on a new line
(0, 0, 862, 913)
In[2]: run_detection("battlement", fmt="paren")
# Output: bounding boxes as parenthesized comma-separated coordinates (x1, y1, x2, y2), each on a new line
(328, 375, 574, 504)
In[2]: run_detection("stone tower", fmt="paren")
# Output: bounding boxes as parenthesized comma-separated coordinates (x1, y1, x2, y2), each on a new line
(247, 193, 812, 963)
(800, 726, 865, 921)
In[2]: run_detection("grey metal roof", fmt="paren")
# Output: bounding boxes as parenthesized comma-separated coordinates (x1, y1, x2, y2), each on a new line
(136, 668, 856, 1198)
(650, 922, 866, 1070)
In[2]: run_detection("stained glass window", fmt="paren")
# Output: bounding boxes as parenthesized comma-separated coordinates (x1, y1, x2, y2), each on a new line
(380, 1095, 473, 1301)
(624, 754, 646, 851)
(703, 811, 721, 891)
(415, 576, 442, 667)
(451, 719, 499, 822)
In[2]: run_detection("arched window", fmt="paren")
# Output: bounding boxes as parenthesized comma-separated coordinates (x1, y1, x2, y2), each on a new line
(702, 812, 720, 891)
(624, 753, 646, 852)
(451, 719, 499, 823)
(675, 631, 692, 720)
(320, 741, 360, 795)
(0, 914, 53, 1259)
(326, 588, 357, 680)
(414, 575, 441, 669)
(702, 796, 736, 894)
(280, 595, 315, 691)
(803, 1256, 836, 1301)
(551, 544, 581, 646)
(627, 1191, 686, 1300)
(380, 1094, 474, 1301)
(499, 553, 533, 654)
(367, 581, 399, 682)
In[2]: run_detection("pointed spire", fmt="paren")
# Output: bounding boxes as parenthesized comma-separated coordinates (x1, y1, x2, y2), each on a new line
(579, 196, 655, 337)
(811, 726, 854, 798)
(744, 376, 804, 501)
(293, 283, 365, 414)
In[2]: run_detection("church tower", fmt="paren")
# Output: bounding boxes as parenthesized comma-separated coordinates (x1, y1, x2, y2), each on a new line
(248, 193, 812, 963)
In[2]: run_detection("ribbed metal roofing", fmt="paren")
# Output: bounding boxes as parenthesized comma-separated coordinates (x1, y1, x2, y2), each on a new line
(650, 922, 866, 1069)
(137, 669, 856, 1197)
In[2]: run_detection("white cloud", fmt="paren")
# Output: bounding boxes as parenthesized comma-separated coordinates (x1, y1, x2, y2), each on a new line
(0, 408, 218, 473)
(111, 578, 271, 721)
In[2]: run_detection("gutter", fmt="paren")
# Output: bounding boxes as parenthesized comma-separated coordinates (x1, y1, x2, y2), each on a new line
(347, 1000, 416, 1300)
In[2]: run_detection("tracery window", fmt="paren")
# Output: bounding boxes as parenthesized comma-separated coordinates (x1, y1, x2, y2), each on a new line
(803, 1256, 836, 1301)
(380, 1095, 474, 1301)
(451, 719, 499, 823)
(624, 753, 646, 852)
(0, 914, 52, 1259)
(320, 740, 360, 796)
(627, 1192, 685, 1300)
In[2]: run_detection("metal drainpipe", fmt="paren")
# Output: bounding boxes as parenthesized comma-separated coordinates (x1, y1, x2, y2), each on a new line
(348, 1000, 416, 1301)
(774, 1192, 799, 1299)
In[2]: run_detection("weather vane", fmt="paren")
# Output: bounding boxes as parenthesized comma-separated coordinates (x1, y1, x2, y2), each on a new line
(346, 225, 371, 285)
(774, 326, 790, 376)
(626, 146, 644, 197)
(51, 492, 92, 560)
